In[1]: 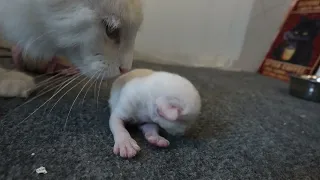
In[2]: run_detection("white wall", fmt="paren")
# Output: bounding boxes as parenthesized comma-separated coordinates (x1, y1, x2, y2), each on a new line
(233, 0, 294, 71)
(134, 0, 293, 72)
(134, 0, 254, 69)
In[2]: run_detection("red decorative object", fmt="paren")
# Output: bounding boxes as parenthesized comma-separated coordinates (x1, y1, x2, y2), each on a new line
(258, 0, 320, 81)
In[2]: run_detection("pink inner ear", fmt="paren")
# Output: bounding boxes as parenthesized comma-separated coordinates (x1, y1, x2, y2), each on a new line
(158, 105, 181, 121)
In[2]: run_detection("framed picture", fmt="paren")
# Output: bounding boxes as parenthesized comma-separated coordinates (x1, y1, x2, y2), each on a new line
(259, 0, 320, 81)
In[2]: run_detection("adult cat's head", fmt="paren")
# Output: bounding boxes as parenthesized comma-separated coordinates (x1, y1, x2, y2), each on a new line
(0, 0, 143, 78)
(63, 0, 144, 78)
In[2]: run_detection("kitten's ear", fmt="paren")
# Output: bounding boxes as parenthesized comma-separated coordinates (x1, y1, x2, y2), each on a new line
(155, 97, 181, 121)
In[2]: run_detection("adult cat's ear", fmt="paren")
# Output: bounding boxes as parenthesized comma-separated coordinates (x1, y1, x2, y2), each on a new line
(155, 96, 182, 121)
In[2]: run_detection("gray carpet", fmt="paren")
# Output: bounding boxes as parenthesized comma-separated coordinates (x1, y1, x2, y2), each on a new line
(0, 61, 319, 180)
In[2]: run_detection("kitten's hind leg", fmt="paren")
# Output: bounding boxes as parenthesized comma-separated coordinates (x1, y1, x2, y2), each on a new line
(139, 123, 170, 147)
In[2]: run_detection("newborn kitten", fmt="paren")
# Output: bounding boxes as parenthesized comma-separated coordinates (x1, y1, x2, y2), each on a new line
(108, 69, 201, 158)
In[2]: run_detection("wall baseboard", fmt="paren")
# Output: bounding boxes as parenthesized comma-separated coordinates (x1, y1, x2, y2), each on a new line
(134, 51, 244, 72)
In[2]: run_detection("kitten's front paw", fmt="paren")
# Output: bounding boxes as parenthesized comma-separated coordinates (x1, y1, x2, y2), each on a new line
(113, 134, 141, 158)
(0, 70, 36, 98)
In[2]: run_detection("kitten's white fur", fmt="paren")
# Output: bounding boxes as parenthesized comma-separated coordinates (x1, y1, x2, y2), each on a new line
(0, 0, 143, 97)
(108, 69, 201, 158)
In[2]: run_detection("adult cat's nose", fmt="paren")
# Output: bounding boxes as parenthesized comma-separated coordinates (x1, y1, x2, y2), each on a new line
(119, 67, 129, 74)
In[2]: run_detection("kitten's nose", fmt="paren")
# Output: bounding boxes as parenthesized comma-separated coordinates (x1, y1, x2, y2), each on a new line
(119, 67, 129, 74)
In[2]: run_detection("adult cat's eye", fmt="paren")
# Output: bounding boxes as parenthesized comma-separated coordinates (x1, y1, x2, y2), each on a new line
(103, 21, 121, 44)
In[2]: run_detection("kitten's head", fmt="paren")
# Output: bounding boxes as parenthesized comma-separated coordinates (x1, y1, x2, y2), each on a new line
(146, 72, 202, 135)
(51, 0, 143, 78)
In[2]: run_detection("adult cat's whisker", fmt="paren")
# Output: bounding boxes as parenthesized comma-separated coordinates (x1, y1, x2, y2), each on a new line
(52, 76, 74, 95)
(34, 72, 64, 86)
(1, 76, 77, 123)
(37, 76, 77, 121)
(96, 71, 106, 108)
(11, 73, 87, 128)
(1, 75, 67, 110)
(32, 67, 73, 79)
(46, 74, 90, 117)
(31, 62, 91, 81)
(37, 75, 81, 97)
(32, 68, 80, 93)
(49, 68, 92, 96)
(64, 70, 102, 130)
(93, 76, 98, 98)
(48, 73, 83, 96)
(81, 71, 100, 105)
(94, 71, 104, 106)
(34, 78, 68, 98)
(35, 75, 69, 93)
(52, 71, 86, 91)
(39, 76, 79, 116)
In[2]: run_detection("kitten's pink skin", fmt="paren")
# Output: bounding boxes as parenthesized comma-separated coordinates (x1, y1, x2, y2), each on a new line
(111, 121, 169, 159)
(112, 122, 169, 158)
(113, 133, 140, 158)
(146, 135, 169, 147)
(140, 123, 170, 147)
(11, 45, 79, 75)
(108, 69, 201, 158)
(110, 115, 141, 158)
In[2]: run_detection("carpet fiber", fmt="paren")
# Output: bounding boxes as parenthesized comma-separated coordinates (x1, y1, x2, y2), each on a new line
(0, 61, 320, 180)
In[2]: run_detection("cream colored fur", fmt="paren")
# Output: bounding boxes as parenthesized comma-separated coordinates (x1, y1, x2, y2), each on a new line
(109, 68, 154, 111)
(0, 42, 36, 98)
(0, 67, 35, 98)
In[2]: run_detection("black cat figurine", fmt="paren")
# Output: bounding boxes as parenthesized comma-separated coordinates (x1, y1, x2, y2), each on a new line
(272, 16, 320, 66)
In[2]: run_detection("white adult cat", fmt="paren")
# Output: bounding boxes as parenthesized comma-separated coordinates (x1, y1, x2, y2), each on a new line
(0, 0, 143, 97)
